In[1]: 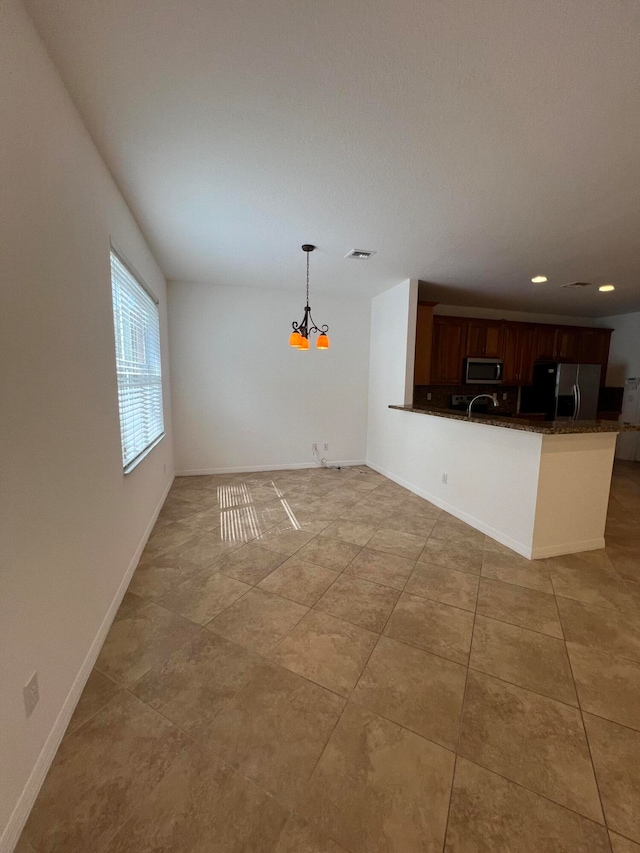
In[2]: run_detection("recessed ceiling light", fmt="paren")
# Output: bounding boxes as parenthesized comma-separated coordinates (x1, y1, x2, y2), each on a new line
(531, 275, 548, 283)
(599, 284, 615, 292)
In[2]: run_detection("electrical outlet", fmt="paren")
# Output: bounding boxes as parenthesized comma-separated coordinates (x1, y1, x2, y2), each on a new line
(442, 473, 448, 485)
(323, 443, 329, 451)
(312, 443, 318, 452)
(502, 393, 507, 401)
(24, 671, 39, 718)
(427, 392, 432, 401)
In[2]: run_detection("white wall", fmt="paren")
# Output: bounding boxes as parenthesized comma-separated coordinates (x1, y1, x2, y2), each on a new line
(596, 311, 640, 385)
(169, 283, 370, 473)
(0, 1, 173, 847)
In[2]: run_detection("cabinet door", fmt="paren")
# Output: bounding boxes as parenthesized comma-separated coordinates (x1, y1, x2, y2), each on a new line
(577, 328, 613, 386)
(517, 324, 537, 385)
(431, 317, 468, 383)
(533, 325, 557, 362)
(466, 319, 503, 357)
(414, 304, 434, 385)
(501, 324, 520, 384)
(556, 327, 581, 362)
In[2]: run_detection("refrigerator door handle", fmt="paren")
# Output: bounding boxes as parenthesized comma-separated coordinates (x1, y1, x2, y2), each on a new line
(572, 384, 580, 420)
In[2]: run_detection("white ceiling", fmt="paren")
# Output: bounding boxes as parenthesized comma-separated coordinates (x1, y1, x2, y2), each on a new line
(24, 0, 640, 316)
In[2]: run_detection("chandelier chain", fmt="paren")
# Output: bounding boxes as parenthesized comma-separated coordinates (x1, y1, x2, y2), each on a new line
(306, 250, 310, 306)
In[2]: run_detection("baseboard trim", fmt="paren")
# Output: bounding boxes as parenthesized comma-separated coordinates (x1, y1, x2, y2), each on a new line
(530, 538, 606, 559)
(0, 475, 174, 853)
(176, 460, 367, 476)
(365, 459, 535, 559)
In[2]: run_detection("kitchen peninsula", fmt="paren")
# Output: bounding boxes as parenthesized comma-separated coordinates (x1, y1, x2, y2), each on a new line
(387, 404, 638, 559)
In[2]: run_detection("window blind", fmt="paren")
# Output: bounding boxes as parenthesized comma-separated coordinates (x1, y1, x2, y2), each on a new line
(110, 250, 164, 472)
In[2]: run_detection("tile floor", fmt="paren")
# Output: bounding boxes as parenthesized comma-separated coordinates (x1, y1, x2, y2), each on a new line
(18, 461, 640, 852)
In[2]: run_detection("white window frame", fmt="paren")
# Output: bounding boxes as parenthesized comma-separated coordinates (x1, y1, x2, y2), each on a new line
(110, 245, 165, 474)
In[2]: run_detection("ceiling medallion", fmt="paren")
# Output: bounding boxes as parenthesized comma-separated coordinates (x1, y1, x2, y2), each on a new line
(289, 245, 330, 350)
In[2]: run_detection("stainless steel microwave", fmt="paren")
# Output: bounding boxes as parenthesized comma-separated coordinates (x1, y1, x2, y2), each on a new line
(464, 357, 503, 384)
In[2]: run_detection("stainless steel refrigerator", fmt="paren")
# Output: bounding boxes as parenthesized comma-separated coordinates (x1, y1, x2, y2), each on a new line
(521, 362, 601, 421)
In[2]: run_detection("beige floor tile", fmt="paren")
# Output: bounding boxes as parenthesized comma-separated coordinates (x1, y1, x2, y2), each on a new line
(481, 549, 553, 593)
(274, 816, 349, 852)
(214, 542, 287, 584)
(470, 615, 577, 705)
(13, 835, 36, 853)
(114, 591, 145, 620)
(399, 494, 442, 520)
(67, 669, 121, 735)
(141, 521, 194, 558)
(322, 519, 377, 546)
(381, 513, 437, 537)
(384, 592, 474, 664)
(366, 527, 427, 561)
(567, 643, 640, 731)
(128, 560, 193, 601)
(477, 578, 563, 638)
(299, 703, 454, 853)
(557, 597, 640, 662)
(157, 570, 250, 625)
(268, 610, 378, 696)
(547, 549, 618, 575)
(258, 557, 339, 606)
(610, 832, 640, 853)
(419, 538, 483, 576)
(256, 523, 317, 555)
(295, 535, 362, 571)
(104, 740, 287, 852)
(444, 757, 610, 852)
(315, 575, 400, 632)
(205, 662, 344, 807)
(549, 563, 637, 612)
(23, 692, 189, 853)
(206, 588, 308, 655)
(163, 530, 243, 570)
(459, 670, 603, 822)
(95, 602, 200, 685)
(345, 547, 415, 590)
(132, 631, 262, 738)
(353, 635, 466, 749)
(584, 713, 640, 843)
(405, 563, 479, 612)
(430, 518, 485, 547)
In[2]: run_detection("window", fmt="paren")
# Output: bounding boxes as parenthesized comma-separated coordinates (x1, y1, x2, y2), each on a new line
(110, 249, 164, 472)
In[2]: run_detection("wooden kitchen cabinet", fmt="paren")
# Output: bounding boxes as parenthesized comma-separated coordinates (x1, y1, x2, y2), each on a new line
(466, 319, 503, 358)
(430, 316, 467, 383)
(502, 323, 537, 384)
(577, 328, 613, 385)
(414, 303, 435, 385)
(556, 326, 581, 362)
(532, 325, 557, 362)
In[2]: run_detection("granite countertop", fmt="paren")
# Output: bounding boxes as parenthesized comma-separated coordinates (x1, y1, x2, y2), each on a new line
(389, 405, 640, 434)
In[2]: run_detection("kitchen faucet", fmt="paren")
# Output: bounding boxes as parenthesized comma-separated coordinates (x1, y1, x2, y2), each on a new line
(468, 393, 499, 418)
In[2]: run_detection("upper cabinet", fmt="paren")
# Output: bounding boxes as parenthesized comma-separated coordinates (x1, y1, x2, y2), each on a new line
(430, 316, 468, 383)
(466, 319, 503, 358)
(418, 314, 613, 387)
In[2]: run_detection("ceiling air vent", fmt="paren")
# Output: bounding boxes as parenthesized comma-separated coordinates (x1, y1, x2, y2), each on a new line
(560, 281, 593, 289)
(345, 249, 376, 259)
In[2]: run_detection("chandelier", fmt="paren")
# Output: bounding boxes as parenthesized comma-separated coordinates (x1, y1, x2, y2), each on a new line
(289, 244, 330, 350)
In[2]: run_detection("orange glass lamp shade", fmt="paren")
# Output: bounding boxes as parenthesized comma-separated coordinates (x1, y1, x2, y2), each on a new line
(298, 336, 310, 350)
(289, 330, 303, 348)
(316, 334, 330, 349)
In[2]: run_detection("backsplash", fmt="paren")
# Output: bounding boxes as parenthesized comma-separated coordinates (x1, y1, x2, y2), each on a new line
(414, 384, 520, 414)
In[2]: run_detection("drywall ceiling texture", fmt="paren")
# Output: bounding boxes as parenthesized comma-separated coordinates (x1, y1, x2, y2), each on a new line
(23, 0, 640, 316)
(0, 0, 173, 845)
(168, 282, 370, 473)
